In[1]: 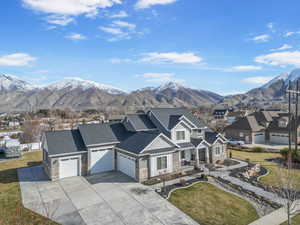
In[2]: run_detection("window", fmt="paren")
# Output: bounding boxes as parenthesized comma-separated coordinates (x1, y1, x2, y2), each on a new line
(239, 132, 244, 137)
(176, 131, 185, 140)
(157, 156, 167, 170)
(215, 147, 221, 156)
(181, 151, 185, 159)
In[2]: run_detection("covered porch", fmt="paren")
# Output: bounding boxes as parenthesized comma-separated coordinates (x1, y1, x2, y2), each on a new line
(179, 144, 210, 171)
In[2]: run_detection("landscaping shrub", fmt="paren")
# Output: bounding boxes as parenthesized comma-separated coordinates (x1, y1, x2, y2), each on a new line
(251, 147, 264, 153)
(179, 178, 187, 186)
(280, 148, 299, 163)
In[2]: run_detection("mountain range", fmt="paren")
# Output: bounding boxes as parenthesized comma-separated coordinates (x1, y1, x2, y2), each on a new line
(0, 74, 222, 112)
(2, 68, 300, 112)
(221, 68, 300, 107)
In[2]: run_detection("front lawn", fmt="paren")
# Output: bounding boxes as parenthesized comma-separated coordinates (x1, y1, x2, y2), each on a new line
(0, 151, 57, 225)
(169, 182, 258, 225)
(231, 149, 300, 186)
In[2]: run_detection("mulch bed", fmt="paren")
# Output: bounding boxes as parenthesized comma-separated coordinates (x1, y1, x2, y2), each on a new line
(142, 169, 202, 186)
(155, 176, 208, 198)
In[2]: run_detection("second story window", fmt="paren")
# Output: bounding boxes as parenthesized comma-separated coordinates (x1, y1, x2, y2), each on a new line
(176, 130, 186, 141)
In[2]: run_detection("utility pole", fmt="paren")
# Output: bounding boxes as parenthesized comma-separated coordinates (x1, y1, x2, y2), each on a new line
(287, 80, 300, 159)
(295, 80, 299, 153)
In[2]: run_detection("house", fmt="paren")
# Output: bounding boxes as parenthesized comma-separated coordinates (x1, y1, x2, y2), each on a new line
(213, 109, 229, 120)
(225, 111, 291, 145)
(226, 111, 247, 124)
(224, 116, 265, 144)
(267, 114, 300, 145)
(42, 108, 228, 181)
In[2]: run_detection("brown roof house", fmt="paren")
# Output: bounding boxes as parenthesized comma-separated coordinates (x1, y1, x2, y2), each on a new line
(224, 115, 266, 144)
(267, 115, 300, 145)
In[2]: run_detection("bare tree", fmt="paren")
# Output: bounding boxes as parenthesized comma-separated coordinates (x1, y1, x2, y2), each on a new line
(20, 120, 42, 144)
(271, 159, 300, 225)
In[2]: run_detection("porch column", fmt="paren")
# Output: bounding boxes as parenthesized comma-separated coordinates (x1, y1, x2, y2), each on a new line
(195, 148, 200, 168)
(205, 148, 210, 164)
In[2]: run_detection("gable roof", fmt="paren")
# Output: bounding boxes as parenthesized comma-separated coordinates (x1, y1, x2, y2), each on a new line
(78, 123, 119, 147)
(204, 132, 227, 145)
(148, 108, 205, 130)
(117, 131, 161, 154)
(125, 114, 157, 131)
(44, 130, 86, 156)
(225, 116, 264, 132)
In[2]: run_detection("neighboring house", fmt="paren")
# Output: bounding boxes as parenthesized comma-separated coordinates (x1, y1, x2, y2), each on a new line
(224, 116, 265, 144)
(225, 111, 291, 145)
(42, 108, 228, 182)
(213, 109, 229, 120)
(267, 115, 300, 145)
(226, 111, 247, 124)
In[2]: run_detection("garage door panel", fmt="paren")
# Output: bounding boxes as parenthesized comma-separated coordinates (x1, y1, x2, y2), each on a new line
(270, 133, 289, 144)
(91, 149, 114, 174)
(117, 153, 136, 179)
(59, 157, 79, 179)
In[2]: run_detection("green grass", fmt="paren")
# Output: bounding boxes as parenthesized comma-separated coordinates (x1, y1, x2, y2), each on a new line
(231, 149, 300, 186)
(169, 182, 259, 225)
(0, 151, 57, 225)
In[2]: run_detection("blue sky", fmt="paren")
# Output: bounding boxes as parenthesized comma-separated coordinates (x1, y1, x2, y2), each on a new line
(1, 0, 300, 95)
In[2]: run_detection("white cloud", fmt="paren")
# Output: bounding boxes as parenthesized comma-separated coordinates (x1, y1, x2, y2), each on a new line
(0, 53, 36, 66)
(45, 15, 74, 26)
(100, 26, 124, 35)
(227, 65, 262, 72)
(99, 20, 138, 41)
(110, 10, 128, 18)
(141, 52, 202, 64)
(250, 34, 270, 42)
(136, 72, 184, 83)
(242, 76, 274, 84)
(23, 0, 122, 25)
(23, 0, 122, 16)
(135, 0, 177, 9)
(255, 51, 300, 67)
(285, 31, 300, 37)
(113, 20, 136, 30)
(270, 44, 292, 51)
(65, 33, 87, 40)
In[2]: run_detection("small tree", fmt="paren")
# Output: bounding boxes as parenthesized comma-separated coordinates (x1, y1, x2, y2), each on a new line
(20, 120, 42, 144)
(271, 158, 300, 225)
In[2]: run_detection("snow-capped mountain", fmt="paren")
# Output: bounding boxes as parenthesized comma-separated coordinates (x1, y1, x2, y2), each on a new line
(0, 74, 38, 92)
(262, 69, 300, 88)
(222, 68, 300, 107)
(47, 77, 126, 95)
(0, 74, 223, 112)
(154, 81, 186, 92)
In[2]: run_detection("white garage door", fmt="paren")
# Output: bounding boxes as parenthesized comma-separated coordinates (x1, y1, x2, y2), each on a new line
(270, 133, 289, 144)
(90, 149, 114, 174)
(117, 153, 136, 179)
(59, 157, 79, 179)
(253, 132, 265, 144)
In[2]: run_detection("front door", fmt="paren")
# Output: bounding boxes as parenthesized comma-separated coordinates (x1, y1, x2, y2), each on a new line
(198, 148, 206, 162)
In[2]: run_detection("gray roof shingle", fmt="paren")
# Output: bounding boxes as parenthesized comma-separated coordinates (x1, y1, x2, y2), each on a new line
(45, 130, 86, 156)
(78, 123, 119, 146)
(117, 131, 161, 154)
(125, 114, 157, 131)
(148, 108, 205, 130)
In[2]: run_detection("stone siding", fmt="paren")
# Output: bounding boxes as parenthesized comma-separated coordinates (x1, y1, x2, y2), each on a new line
(172, 151, 181, 172)
(137, 156, 149, 182)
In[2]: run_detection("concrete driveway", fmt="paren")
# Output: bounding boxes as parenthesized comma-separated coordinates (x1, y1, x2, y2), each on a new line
(18, 166, 198, 225)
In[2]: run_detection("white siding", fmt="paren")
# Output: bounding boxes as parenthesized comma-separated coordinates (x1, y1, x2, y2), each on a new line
(144, 136, 173, 151)
(171, 122, 191, 143)
(150, 154, 173, 177)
